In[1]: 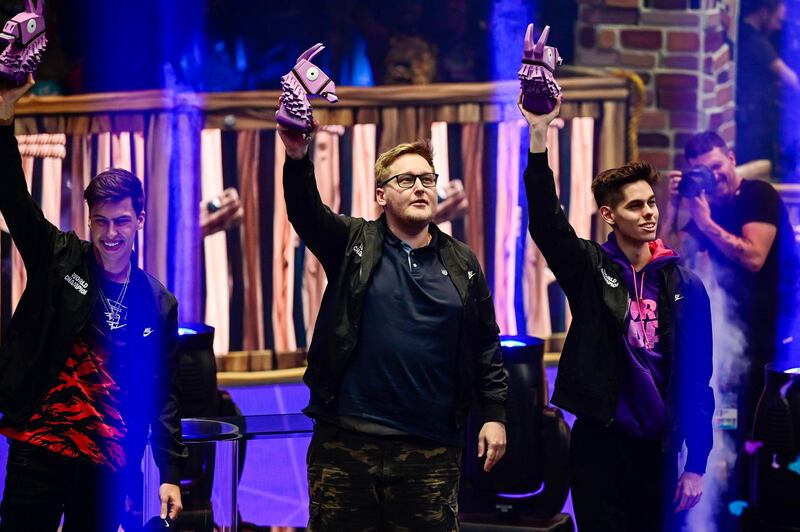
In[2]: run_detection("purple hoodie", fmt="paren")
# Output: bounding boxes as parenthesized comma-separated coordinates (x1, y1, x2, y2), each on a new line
(601, 233, 680, 440)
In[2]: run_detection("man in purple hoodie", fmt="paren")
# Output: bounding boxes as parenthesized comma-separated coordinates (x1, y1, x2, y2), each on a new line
(521, 96, 714, 531)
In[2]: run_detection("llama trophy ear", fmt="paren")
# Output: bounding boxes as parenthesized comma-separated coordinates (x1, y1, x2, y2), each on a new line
(26, 0, 43, 15)
(524, 23, 535, 56)
(297, 42, 324, 63)
(305, 43, 325, 62)
(534, 25, 551, 55)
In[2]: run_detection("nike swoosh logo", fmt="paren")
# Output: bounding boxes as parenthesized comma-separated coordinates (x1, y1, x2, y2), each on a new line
(143, 328, 154, 337)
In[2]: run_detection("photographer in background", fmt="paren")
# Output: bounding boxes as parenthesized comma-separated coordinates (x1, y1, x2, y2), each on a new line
(666, 131, 797, 393)
(663, 130, 799, 511)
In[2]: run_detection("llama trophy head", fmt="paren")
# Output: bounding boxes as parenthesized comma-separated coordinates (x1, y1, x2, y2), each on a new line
(518, 23, 563, 115)
(277, 42, 338, 133)
(523, 24, 561, 74)
(0, 0, 48, 82)
(294, 43, 338, 104)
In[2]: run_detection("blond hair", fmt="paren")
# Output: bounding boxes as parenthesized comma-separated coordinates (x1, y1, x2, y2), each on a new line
(374, 139, 435, 184)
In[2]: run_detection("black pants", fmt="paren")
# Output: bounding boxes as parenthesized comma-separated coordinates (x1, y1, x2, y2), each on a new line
(306, 422, 462, 532)
(570, 418, 682, 532)
(0, 440, 126, 532)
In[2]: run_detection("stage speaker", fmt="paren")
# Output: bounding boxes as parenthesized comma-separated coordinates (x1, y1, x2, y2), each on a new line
(748, 361, 800, 531)
(460, 335, 570, 520)
(177, 323, 219, 418)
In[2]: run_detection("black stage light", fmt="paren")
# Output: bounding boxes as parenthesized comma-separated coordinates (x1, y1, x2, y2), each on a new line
(177, 323, 220, 418)
(460, 335, 571, 522)
(175, 323, 229, 529)
(748, 361, 800, 531)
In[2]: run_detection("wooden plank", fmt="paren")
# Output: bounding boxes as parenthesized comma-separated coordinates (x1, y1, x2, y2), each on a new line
(15, 79, 629, 118)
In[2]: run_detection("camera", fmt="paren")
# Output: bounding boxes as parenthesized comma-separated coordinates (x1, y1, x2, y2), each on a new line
(677, 166, 717, 198)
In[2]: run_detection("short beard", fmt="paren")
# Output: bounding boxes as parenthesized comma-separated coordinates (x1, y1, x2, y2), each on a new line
(385, 204, 433, 232)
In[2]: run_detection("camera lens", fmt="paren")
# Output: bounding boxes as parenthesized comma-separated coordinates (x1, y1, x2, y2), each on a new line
(678, 166, 716, 198)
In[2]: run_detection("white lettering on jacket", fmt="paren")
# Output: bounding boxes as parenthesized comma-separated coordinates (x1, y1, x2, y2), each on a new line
(63, 272, 88, 296)
(600, 268, 619, 288)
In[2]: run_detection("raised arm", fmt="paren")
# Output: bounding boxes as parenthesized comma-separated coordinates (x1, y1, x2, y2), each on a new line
(0, 76, 60, 266)
(278, 124, 349, 270)
(519, 94, 591, 291)
(0, 77, 34, 127)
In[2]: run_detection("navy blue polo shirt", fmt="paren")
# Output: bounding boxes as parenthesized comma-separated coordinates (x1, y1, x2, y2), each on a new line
(337, 228, 464, 445)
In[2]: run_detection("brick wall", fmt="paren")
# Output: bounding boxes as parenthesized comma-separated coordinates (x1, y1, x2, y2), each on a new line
(576, 0, 736, 171)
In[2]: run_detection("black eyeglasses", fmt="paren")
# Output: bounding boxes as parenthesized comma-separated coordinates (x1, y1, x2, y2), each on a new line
(378, 172, 439, 189)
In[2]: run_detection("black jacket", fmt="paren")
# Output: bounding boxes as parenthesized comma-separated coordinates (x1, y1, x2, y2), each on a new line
(283, 155, 507, 428)
(525, 151, 714, 473)
(0, 125, 186, 484)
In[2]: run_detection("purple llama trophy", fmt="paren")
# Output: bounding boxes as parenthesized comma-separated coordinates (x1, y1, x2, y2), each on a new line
(277, 43, 338, 134)
(518, 23, 562, 115)
(0, 0, 47, 83)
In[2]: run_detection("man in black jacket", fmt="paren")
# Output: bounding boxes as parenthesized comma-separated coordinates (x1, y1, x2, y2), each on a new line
(279, 123, 508, 531)
(0, 78, 186, 531)
(521, 97, 714, 531)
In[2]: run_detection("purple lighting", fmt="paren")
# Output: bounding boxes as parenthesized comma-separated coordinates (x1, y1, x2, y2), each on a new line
(497, 482, 545, 499)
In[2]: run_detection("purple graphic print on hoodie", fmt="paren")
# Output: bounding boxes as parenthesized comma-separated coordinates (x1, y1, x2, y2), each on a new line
(601, 233, 680, 440)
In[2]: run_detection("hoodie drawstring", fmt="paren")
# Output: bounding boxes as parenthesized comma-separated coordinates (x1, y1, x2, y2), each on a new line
(631, 265, 650, 349)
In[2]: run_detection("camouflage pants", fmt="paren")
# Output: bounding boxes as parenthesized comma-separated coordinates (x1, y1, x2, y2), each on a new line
(306, 422, 461, 532)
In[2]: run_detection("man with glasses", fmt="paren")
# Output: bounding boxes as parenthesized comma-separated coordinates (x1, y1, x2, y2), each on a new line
(279, 123, 508, 531)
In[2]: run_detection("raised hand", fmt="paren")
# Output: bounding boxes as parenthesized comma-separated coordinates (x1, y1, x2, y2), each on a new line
(518, 91, 561, 153)
(518, 91, 561, 130)
(0, 75, 35, 125)
(277, 119, 318, 160)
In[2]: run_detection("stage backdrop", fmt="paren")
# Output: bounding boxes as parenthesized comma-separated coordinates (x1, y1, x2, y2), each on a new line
(2, 74, 636, 357)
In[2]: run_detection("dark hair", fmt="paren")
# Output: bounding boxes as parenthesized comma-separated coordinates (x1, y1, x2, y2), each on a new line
(683, 131, 729, 162)
(83, 168, 145, 215)
(591, 161, 659, 208)
(741, 0, 784, 17)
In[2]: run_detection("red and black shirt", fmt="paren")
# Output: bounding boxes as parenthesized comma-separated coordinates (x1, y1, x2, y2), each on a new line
(0, 276, 133, 470)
